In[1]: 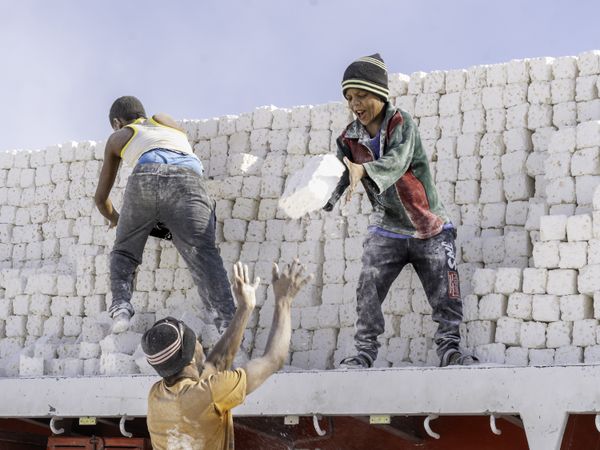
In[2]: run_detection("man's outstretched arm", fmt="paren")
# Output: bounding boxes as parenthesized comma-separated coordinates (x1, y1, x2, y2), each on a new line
(205, 262, 258, 371)
(243, 260, 313, 394)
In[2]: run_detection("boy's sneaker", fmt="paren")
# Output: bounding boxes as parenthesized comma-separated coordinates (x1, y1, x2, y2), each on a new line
(112, 309, 131, 334)
(339, 352, 373, 369)
(440, 349, 479, 367)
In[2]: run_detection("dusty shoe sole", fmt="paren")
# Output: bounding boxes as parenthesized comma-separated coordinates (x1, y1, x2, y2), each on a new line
(112, 313, 131, 334)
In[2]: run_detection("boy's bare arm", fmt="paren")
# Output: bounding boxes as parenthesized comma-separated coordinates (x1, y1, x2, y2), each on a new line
(94, 129, 130, 227)
(206, 262, 258, 371)
(153, 113, 185, 133)
(243, 260, 313, 394)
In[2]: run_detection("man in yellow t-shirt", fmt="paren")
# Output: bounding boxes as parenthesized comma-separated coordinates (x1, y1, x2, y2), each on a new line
(142, 260, 312, 449)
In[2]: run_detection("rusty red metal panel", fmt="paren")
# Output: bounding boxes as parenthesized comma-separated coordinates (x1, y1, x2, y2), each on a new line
(47, 437, 150, 450)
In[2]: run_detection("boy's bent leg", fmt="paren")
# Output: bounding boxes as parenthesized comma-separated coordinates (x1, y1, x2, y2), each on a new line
(409, 229, 463, 360)
(160, 173, 235, 330)
(352, 233, 407, 363)
(109, 172, 157, 319)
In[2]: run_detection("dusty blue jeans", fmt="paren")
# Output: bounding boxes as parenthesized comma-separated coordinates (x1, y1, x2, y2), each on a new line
(354, 228, 463, 361)
(109, 163, 235, 330)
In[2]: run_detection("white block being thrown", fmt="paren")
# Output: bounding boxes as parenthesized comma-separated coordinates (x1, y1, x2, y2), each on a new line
(279, 155, 345, 219)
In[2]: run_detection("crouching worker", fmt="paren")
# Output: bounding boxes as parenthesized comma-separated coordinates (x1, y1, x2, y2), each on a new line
(95, 96, 234, 333)
(325, 54, 477, 368)
(142, 260, 312, 449)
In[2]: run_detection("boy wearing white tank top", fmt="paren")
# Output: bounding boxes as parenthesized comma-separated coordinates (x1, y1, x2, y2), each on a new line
(95, 96, 235, 333)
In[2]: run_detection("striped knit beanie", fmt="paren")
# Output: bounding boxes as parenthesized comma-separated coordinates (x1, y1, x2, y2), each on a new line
(142, 317, 197, 378)
(341, 53, 389, 101)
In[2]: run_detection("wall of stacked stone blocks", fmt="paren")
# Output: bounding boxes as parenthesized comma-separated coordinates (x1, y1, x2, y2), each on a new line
(1, 50, 600, 377)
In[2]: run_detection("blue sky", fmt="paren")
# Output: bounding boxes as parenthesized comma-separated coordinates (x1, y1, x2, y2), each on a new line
(0, 0, 598, 151)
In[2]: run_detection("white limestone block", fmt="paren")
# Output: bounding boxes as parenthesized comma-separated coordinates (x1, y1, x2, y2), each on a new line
(545, 177, 576, 205)
(387, 72, 410, 97)
(529, 348, 554, 365)
(529, 57, 554, 81)
(549, 127, 576, 153)
(559, 242, 587, 269)
(458, 155, 481, 180)
(481, 203, 506, 228)
(560, 294, 593, 321)
(577, 99, 600, 122)
(572, 147, 600, 176)
(495, 317, 522, 345)
(505, 346, 529, 366)
(482, 236, 505, 264)
(553, 102, 577, 127)
(528, 104, 553, 129)
(466, 320, 496, 347)
(462, 109, 485, 134)
(554, 346, 583, 365)
(439, 93, 461, 116)
(545, 152, 572, 178)
(532, 294, 560, 322)
(482, 86, 504, 110)
(5, 316, 26, 337)
(475, 343, 506, 364)
(504, 84, 528, 110)
(79, 342, 101, 359)
(504, 230, 531, 257)
(435, 158, 458, 182)
(577, 121, 600, 149)
(278, 155, 344, 219)
(579, 264, 600, 295)
(404, 337, 426, 365)
(397, 313, 421, 339)
(63, 316, 82, 337)
(486, 109, 506, 132)
(504, 174, 534, 201)
(504, 128, 532, 152)
(480, 157, 502, 182)
(478, 294, 507, 320)
(546, 269, 578, 295)
(495, 268, 522, 294)
(584, 345, 600, 363)
(553, 56, 578, 78)
(471, 269, 495, 296)
(546, 321, 573, 348)
(506, 203, 529, 226)
(576, 76, 598, 102)
(19, 355, 44, 376)
(414, 93, 439, 117)
(522, 268, 548, 294)
(567, 214, 592, 241)
(572, 319, 599, 346)
(551, 79, 576, 103)
(528, 81, 552, 104)
(100, 352, 139, 376)
(578, 50, 600, 75)
(454, 180, 479, 204)
(520, 321, 546, 348)
(507, 104, 529, 132)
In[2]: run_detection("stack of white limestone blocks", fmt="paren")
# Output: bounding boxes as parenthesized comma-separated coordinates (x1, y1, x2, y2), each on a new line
(1, 50, 600, 376)
(466, 187, 600, 364)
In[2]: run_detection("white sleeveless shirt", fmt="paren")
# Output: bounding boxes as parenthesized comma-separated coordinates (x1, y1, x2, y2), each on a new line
(120, 117, 195, 167)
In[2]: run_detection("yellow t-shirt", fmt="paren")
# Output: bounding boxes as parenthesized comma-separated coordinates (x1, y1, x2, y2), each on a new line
(147, 368, 246, 450)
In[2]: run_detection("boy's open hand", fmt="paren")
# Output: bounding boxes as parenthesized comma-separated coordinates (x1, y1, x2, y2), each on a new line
(343, 156, 365, 202)
(271, 259, 314, 303)
(232, 261, 259, 311)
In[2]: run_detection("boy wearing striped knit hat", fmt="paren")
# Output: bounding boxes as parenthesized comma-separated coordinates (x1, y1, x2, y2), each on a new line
(324, 53, 477, 368)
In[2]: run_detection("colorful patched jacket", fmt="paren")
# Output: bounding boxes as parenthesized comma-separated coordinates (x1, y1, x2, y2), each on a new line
(325, 102, 450, 239)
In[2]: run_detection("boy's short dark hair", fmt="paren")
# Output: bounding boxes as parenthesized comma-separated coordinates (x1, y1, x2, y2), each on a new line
(109, 96, 147, 124)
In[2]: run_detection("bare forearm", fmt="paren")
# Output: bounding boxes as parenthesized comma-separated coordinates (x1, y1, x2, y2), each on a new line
(262, 300, 292, 365)
(207, 306, 253, 370)
(244, 299, 292, 394)
(95, 198, 118, 222)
